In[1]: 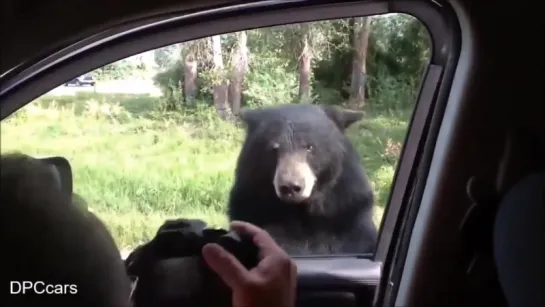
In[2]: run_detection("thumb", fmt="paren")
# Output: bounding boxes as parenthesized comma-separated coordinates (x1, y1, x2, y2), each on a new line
(202, 243, 251, 289)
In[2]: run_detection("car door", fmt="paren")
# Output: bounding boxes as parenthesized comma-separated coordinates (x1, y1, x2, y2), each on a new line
(0, 1, 461, 306)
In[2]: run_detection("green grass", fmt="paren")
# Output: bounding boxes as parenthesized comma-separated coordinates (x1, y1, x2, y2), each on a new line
(0, 92, 411, 250)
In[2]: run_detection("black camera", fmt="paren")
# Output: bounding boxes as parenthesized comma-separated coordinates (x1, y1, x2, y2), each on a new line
(125, 218, 259, 307)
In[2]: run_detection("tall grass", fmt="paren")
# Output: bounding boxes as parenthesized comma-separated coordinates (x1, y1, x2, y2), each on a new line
(0, 92, 411, 250)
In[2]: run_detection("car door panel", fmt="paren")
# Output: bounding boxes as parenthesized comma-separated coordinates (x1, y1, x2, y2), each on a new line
(295, 258, 380, 307)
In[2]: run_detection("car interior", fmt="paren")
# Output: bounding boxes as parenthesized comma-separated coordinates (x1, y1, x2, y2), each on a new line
(1, 0, 543, 306)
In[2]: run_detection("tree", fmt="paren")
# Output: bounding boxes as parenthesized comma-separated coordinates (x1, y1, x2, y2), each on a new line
(349, 17, 372, 109)
(183, 42, 199, 105)
(228, 31, 249, 115)
(284, 22, 331, 103)
(153, 45, 180, 71)
(152, 14, 432, 112)
(210, 35, 232, 120)
(298, 29, 312, 102)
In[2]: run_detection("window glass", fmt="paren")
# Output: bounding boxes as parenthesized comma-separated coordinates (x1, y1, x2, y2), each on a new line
(1, 13, 431, 257)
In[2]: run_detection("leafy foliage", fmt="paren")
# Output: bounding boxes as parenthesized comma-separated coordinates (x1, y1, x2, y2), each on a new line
(150, 13, 430, 111)
(93, 59, 146, 80)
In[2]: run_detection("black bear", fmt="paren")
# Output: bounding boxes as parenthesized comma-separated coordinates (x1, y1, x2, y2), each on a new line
(227, 104, 378, 255)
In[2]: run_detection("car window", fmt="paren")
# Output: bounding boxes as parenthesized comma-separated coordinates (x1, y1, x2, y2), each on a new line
(1, 13, 431, 258)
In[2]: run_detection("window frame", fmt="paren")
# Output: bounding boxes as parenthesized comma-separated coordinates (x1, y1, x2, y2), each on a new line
(0, 0, 461, 304)
(372, 1, 462, 305)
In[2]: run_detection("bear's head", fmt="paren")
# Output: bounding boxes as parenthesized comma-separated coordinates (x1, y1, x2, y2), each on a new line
(237, 103, 364, 205)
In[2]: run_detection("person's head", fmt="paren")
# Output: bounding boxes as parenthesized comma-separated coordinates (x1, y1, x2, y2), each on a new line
(0, 153, 132, 307)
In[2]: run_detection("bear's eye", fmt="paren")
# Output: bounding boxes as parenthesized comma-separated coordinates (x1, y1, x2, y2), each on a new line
(306, 144, 314, 152)
(270, 142, 280, 151)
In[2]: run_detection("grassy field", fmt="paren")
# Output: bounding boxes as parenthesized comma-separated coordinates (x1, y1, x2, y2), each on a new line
(0, 92, 411, 250)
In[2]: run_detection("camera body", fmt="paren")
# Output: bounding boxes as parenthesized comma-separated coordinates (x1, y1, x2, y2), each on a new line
(125, 219, 259, 307)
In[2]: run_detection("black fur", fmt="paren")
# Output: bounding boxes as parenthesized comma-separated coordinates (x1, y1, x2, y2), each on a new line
(227, 104, 378, 255)
(0, 153, 132, 307)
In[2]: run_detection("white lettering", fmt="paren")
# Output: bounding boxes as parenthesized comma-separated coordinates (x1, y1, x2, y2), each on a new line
(9, 281, 78, 295)
(10, 281, 21, 294)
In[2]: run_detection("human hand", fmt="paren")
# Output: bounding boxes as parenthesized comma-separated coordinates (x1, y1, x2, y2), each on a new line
(202, 221, 297, 307)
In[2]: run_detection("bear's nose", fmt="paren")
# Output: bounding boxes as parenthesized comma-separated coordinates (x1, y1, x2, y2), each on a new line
(279, 182, 303, 196)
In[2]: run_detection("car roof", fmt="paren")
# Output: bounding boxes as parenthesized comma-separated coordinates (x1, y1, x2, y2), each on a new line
(0, 0, 236, 77)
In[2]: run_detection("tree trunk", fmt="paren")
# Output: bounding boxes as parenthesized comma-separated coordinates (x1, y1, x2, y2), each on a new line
(298, 32, 312, 102)
(228, 31, 248, 115)
(183, 43, 198, 106)
(211, 35, 232, 120)
(348, 18, 356, 47)
(349, 17, 372, 109)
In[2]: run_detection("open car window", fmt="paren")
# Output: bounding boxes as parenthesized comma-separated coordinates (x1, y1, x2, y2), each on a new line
(2, 12, 429, 257)
(0, 1, 460, 306)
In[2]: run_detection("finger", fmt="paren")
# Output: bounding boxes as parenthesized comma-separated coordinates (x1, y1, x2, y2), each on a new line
(254, 254, 283, 276)
(230, 221, 285, 255)
(255, 253, 297, 278)
(202, 243, 251, 289)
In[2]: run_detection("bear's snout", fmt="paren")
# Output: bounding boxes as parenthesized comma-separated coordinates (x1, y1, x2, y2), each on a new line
(273, 152, 316, 203)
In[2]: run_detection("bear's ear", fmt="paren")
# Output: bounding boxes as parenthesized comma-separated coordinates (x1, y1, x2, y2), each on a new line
(322, 105, 365, 131)
(239, 108, 263, 132)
